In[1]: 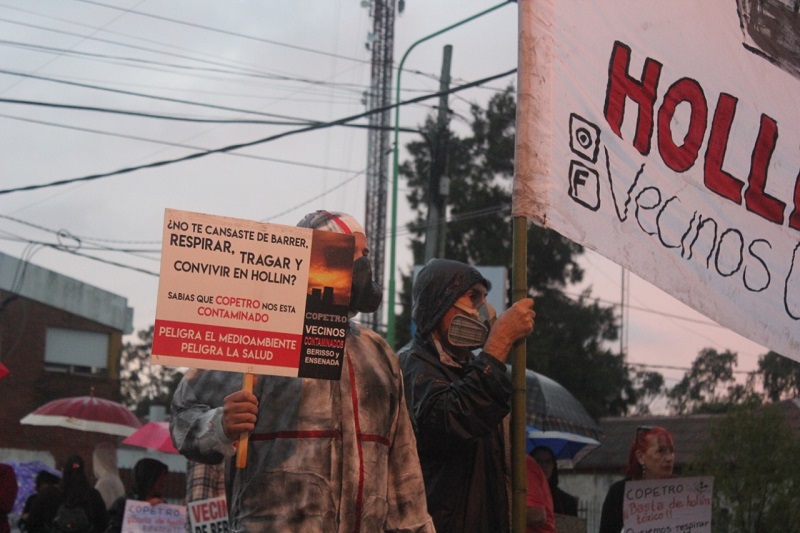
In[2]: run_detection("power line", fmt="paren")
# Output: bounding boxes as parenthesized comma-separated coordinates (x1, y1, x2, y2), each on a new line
(0, 67, 328, 122)
(0, 98, 421, 135)
(0, 112, 363, 174)
(0, 68, 517, 196)
(0, 38, 371, 94)
(627, 361, 756, 375)
(74, 0, 371, 65)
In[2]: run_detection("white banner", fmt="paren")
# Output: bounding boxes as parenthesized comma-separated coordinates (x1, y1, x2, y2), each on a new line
(514, 0, 800, 360)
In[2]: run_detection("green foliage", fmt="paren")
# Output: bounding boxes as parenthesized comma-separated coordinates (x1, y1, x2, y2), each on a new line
(396, 86, 638, 418)
(120, 326, 183, 416)
(667, 348, 800, 415)
(758, 351, 800, 402)
(631, 369, 666, 415)
(687, 404, 800, 532)
(667, 348, 749, 414)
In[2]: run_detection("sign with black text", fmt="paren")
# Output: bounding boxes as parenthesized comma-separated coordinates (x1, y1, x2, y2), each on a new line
(623, 477, 713, 533)
(152, 209, 354, 380)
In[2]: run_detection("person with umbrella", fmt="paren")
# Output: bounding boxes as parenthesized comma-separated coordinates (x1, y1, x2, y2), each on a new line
(530, 446, 579, 516)
(598, 426, 676, 533)
(398, 258, 536, 533)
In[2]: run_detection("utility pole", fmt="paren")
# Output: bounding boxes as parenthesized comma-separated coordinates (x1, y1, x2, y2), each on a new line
(424, 45, 452, 262)
(362, 0, 396, 333)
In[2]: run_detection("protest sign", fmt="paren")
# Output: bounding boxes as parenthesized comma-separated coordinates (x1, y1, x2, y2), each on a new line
(187, 496, 228, 533)
(152, 208, 354, 380)
(120, 500, 186, 533)
(623, 477, 713, 533)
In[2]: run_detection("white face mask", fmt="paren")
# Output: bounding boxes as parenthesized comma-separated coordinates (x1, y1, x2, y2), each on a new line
(447, 303, 491, 349)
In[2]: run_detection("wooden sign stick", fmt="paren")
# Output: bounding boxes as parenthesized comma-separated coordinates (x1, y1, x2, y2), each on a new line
(235, 372, 254, 469)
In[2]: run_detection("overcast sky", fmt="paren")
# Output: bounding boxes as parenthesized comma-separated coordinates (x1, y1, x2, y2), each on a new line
(0, 0, 769, 396)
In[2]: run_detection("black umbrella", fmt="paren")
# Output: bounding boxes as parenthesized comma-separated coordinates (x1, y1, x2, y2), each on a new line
(507, 365, 602, 441)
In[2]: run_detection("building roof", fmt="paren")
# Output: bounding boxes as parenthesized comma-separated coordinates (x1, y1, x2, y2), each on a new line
(575, 398, 800, 473)
(0, 251, 133, 333)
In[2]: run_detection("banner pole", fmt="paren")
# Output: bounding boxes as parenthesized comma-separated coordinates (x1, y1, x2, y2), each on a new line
(512, 0, 535, 531)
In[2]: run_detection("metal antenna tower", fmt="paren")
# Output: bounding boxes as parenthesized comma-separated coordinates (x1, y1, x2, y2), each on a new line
(362, 0, 396, 333)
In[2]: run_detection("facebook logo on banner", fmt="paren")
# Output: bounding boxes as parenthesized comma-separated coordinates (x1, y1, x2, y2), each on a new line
(569, 160, 600, 211)
(567, 113, 601, 210)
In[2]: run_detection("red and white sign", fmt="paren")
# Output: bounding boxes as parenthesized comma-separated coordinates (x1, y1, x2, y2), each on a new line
(187, 496, 228, 533)
(514, 0, 800, 359)
(152, 209, 354, 380)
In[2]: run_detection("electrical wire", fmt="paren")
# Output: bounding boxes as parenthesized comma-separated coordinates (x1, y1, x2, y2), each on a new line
(74, 0, 371, 65)
(0, 68, 517, 196)
(0, 112, 362, 174)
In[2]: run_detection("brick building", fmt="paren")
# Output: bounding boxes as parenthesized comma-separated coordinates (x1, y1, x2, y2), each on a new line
(0, 250, 135, 468)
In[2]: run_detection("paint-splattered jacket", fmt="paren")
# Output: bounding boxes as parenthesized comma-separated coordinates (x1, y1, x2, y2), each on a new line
(171, 322, 435, 533)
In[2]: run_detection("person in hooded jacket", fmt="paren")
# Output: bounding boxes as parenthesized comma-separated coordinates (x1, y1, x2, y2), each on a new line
(92, 443, 125, 511)
(170, 210, 434, 533)
(398, 258, 536, 533)
(106, 458, 169, 533)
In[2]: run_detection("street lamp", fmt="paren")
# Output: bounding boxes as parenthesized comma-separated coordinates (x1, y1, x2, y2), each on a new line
(386, 0, 513, 348)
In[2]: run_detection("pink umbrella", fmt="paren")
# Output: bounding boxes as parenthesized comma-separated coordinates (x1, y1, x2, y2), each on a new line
(20, 395, 141, 436)
(122, 421, 179, 454)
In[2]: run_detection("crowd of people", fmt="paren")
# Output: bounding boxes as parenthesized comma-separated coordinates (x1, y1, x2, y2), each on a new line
(3, 210, 679, 533)
(1, 444, 172, 533)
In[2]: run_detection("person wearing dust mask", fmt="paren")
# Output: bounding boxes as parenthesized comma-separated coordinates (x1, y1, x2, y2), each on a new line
(399, 258, 536, 533)
(170, 210, 434, 533)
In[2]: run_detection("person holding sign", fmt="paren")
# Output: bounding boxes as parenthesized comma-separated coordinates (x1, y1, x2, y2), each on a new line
(598, 425, 676, 533)
(170, 211, 435, 533)
(107, 458, 169, 533)
(398, 258, 537, 533)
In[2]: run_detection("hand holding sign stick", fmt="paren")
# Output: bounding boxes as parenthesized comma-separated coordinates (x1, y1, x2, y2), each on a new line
(236, 373, 254, 468)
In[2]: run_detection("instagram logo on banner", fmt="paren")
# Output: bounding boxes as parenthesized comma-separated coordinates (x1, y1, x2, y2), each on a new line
(568, 113, 600, 210)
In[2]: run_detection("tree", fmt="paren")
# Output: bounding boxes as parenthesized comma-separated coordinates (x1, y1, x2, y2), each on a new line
(396, 86, 639, 418)
(668, 348, 738, 414)
(758, 351, 800, 402)
(687, 403, 800, 532)
(630, 369, 666, 415)
(120, 326, 183, 417)
(667, 348, 756, 414)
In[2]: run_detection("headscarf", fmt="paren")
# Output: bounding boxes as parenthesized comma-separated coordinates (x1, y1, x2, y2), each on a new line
(92, 442, 120, 480)
(61, 455, 92, 506)
(412, 258, 490, 336)
(93, 442, 125, 509)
